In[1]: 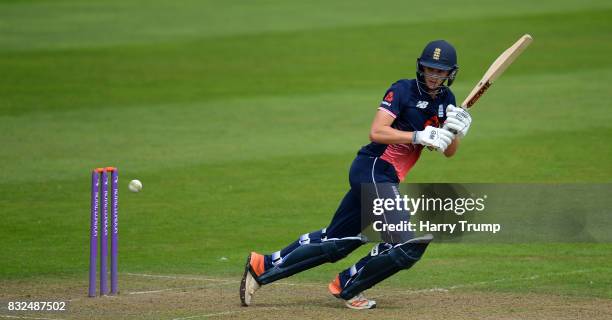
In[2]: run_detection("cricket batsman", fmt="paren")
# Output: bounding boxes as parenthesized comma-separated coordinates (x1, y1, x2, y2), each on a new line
(240, 40, 472, 309)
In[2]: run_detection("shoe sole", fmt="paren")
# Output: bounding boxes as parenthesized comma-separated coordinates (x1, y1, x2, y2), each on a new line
(346, 302, 377, 310)
(350, 304, 377, 310)
(239, 254, 251, 307)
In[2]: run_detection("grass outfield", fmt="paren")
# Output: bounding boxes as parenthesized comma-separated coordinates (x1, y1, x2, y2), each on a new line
(1, 0, 611, 318)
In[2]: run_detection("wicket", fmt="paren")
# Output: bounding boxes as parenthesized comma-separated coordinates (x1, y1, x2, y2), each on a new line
(89, 167, 119, 297)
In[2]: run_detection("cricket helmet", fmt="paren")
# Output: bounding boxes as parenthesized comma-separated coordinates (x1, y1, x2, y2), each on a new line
(416, 40, 458, 87)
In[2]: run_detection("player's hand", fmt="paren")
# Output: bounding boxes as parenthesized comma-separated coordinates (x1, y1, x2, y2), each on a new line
(443, 104, 472, 138)
(413, 126, 454, 151)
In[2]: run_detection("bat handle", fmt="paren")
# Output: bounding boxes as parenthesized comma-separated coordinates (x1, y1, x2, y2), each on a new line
(442, 123, 458, 135)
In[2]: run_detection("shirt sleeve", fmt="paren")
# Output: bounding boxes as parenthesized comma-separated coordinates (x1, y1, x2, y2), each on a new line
(378, 84, 401, 118)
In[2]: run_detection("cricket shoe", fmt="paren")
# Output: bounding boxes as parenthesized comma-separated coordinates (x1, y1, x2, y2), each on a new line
(328, 275, 376, 310)
(240, 252, 265, 306)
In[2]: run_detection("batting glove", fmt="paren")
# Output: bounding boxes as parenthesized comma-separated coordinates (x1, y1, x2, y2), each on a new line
(443, 104, 472, 138)
(413, 126, 454, 152)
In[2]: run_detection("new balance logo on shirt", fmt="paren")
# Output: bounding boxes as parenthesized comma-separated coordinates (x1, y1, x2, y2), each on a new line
(416, 101, 428, 109)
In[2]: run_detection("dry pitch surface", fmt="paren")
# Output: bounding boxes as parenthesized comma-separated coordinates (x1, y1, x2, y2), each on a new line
(1, 273, 611, 320)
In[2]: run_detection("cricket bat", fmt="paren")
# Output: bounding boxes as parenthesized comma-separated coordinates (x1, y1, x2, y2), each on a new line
(461, 34, 533, 109)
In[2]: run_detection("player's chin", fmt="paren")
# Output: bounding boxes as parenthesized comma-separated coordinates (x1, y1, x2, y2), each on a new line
(426, 82, 440, 91)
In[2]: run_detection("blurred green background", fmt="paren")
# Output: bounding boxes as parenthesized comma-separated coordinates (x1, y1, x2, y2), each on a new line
(1, 0, 611, 299)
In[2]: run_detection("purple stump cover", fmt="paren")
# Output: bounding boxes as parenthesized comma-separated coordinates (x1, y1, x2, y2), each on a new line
(89, 170, 100, 297)
(100, 170, 109, 295)
(110, 168, 119, 294)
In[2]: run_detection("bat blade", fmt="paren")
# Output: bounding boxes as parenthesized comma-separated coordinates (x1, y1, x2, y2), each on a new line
(461, 34, 533, 108)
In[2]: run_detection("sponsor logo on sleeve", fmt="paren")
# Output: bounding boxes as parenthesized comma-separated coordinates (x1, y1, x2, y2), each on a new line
(384, 91, 394, 102)
(381, 91, 394, 106)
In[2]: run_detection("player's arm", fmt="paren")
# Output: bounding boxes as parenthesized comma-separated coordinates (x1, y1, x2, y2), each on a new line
(369, 110, 413, 144)
(369, 110, 454, 151)
(443, 137, 459, 157)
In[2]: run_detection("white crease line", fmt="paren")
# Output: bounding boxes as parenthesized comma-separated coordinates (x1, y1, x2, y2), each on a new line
(369, 287, 450, 297)
(61, 273, 234, 301)
(374, 268, 597, 298)
(124, 273, 235, 283)
(172, 307, 279, 320)
(128, 283, 233, 295)
(172, 310, 244, 320)
(68, 276, 236, 300)
(129, 287, 199, 295)
(447, 268, 594, 290)
(0, 315, 66, 320)
(124, 272, 319, 288)
(119, 268, 599, 299)
(270, 282, 321, 288)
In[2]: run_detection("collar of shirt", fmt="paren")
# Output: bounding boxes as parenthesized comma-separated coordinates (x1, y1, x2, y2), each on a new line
(413, 80, 448, 102)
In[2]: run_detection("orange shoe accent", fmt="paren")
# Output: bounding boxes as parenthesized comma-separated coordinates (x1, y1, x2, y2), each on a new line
(350, 300, 364, 307)
(249, 252, 265, 277)
(328, 275, 342, 297)
(350, 299, 369, 308)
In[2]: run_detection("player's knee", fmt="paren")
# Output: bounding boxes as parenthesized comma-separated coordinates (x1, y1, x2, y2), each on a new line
(324, 242, 354, 262)
(323, 237, 365, 262)
(389, 236, 432, 268)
